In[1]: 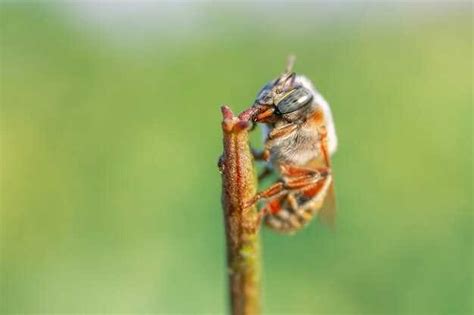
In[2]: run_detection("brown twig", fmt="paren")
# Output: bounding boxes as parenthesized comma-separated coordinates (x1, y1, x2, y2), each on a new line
(219, 105, 261, 315)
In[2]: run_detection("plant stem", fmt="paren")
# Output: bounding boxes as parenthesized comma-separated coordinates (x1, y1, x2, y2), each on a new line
(219, 105, 261, 315)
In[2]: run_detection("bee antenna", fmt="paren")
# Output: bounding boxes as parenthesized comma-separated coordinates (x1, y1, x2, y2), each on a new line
(285, 54, 296, 73)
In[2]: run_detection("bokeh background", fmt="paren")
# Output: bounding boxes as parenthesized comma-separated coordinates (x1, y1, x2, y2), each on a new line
(1, 1, 472, 314)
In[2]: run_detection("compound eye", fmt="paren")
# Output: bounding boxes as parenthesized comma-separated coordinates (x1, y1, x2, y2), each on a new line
(276, 87, 313, 114)
(256, 82, 273, 104)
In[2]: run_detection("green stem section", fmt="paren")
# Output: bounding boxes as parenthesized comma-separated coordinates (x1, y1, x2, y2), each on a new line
(220, 106, 261, 315)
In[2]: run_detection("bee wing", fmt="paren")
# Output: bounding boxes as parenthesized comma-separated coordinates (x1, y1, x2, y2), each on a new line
(318, 179, 336, 230)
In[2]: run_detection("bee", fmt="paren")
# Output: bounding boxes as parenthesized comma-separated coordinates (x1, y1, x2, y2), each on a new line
(244, 57, 338, 234)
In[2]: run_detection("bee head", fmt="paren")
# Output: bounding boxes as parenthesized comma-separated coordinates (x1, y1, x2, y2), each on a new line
(253, 57, 314, 122)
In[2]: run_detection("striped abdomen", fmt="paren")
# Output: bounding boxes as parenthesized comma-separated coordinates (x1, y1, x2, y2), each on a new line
(264, 174, 333, 234)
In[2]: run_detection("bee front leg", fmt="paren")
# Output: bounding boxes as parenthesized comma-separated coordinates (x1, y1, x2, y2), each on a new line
(267, 123, 298, 141)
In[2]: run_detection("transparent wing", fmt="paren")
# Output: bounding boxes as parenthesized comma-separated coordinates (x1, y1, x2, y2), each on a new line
(318, 179, 336, 230)
(310, 107, 337, 230)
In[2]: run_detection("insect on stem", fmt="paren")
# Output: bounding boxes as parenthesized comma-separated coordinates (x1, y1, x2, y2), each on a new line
(218, 55, 337, 313)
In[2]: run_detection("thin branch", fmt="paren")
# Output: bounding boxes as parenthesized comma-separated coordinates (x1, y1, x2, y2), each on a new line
(219, 105, 261, 315)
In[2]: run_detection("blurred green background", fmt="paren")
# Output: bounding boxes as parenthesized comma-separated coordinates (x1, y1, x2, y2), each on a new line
(0, 1, 472, 314)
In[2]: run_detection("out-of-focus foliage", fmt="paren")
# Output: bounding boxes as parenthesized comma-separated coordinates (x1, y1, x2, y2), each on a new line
(0, 2, 471, 314)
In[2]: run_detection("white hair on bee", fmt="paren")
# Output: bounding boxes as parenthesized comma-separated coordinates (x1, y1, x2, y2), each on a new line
(294, 75, 338, 156)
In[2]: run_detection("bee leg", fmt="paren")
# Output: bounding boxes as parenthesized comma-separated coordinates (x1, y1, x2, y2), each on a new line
(267, 123, 298, 141)
(286, 193, 299, 211)
(256, 194, 287, 227)
(256, 202, 270, 228)
(243, 182, 285, 209)
(299, 175, 333, 215)
(279, 163, 328, 186)
(245, 165, 329, 208)
(278, 175, 333, 230)
(280, 164, 332, 210)
(280, 164, 320, 177)
(304, 176, 332, 199)
(283, 194, 307, 230)
(251, 124, 298, 163)
(285, 169, 330, 189)
(285, 174, 322, 189)
(255, 124, 297, 162)
(254, 172, 332, 228)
